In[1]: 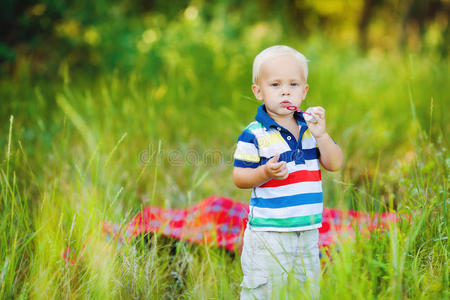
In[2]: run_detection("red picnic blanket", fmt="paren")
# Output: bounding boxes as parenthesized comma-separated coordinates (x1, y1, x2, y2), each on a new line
(123, 195, 399, 252)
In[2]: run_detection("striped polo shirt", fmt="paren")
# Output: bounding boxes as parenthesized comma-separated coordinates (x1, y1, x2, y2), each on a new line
(234, 104, 322, 232)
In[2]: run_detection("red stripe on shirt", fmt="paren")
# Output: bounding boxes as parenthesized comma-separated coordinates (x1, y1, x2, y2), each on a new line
(260, 170, 322, 188)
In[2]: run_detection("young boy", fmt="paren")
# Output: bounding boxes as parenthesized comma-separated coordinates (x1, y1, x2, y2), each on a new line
(233, 45, 343, 299)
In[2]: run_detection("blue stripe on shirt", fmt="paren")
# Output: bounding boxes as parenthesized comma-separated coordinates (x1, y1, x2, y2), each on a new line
(258, 148, 320, 165)
(237, 130, 258, 148)
(234, 159, 259, 168)
(304, 148, 320, 159)
(250, 192, 323, 208)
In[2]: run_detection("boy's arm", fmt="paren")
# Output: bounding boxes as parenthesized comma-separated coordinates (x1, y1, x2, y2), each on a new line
(233, 154, 288, 189)
(307, 107, 343, 171)
(316, 133, 343, 171)
(233, 166, 269, 189)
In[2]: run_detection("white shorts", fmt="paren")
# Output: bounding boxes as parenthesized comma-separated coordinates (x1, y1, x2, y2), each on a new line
(240, 227, 320, 300)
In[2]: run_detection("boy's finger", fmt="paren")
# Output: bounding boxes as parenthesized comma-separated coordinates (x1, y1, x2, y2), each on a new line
(309, 112, 322, 123)
(269, 154, 280, 163)
(269, 163, 283, 172)
(313, 106, 325, 114)
(312, 108, 325, 119)
(276, 165, 288, 174)
(306, 119, 317, 125)
(272, 161, 286, 170)
(274, 170, 289, 180)
(275, 168, 288, 178)
(274, 169, 286, 176)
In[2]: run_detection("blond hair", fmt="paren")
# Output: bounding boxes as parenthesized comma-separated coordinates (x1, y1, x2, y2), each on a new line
(252, 45, 308, 84)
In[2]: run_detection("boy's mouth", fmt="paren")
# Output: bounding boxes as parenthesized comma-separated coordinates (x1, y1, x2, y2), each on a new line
(281, 101, 297, 111)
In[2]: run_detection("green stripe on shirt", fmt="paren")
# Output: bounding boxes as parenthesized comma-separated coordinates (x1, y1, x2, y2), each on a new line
(247, 122, 264, 131)
(250, 213, 322, 228)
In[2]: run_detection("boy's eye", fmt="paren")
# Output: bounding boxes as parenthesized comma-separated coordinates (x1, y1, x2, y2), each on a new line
(291, 82, 299, 86)
(271, 83, 279, 87)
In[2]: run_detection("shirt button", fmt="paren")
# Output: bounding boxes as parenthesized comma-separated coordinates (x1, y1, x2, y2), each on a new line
(287, 136, 292, 140)
(277, 127, 281, 131)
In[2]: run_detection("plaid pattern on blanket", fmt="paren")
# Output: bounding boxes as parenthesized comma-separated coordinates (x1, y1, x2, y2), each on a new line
(125, 196, 400, 252)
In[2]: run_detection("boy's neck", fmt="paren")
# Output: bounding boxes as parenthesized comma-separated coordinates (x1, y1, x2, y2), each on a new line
(266, 111, 297, 128)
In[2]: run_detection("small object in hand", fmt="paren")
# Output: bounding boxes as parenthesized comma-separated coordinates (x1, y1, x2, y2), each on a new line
(284, 105, 318, 123)
(303, 107, 318, 123)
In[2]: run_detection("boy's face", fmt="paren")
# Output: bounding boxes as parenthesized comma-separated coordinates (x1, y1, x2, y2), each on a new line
(252, 54, 309, 119)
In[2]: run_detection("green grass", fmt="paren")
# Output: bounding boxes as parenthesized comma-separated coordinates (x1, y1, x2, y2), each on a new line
(1, 36, 448, 298)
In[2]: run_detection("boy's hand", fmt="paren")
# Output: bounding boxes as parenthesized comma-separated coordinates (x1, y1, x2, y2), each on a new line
(264, 154, 288, 180)
(306, 106, 327, 139)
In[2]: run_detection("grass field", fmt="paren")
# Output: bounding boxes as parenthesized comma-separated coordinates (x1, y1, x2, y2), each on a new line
(1, 36, 449, 298)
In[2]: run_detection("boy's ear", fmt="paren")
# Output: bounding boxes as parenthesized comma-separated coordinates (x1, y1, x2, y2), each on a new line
(252, 84, 263, 101)
(302, 84, 309, 99)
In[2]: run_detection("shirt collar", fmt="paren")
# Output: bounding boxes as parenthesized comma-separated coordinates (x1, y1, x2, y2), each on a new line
(255, 104, 306, 129)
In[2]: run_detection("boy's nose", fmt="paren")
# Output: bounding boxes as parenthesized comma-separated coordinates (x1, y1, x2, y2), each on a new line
(281, 89, 290, 96)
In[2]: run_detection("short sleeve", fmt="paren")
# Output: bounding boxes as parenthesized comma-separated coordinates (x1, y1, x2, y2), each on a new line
(233, 130, 260, 168)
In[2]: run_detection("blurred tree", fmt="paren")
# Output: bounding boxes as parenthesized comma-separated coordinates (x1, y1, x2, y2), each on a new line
(358, 0, 381, 52)
(0, 0, 448, 76)
(400, 0, 449, 53)
(0, 1, 66, 60)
